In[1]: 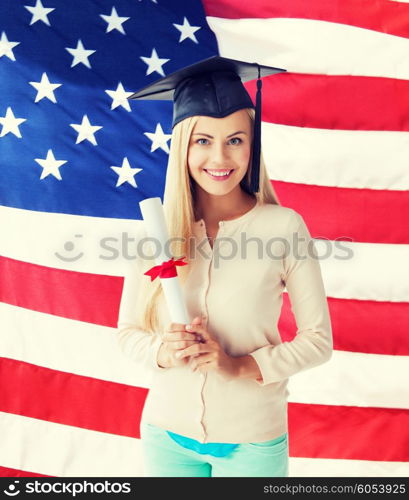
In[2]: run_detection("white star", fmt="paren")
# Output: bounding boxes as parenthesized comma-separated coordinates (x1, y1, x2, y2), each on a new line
(24, 0, 55, 26)
(100, 6, 130, 34)
(35, 149, 67, 180)
(65, 39, 96, 68)
(0, 107, 26, 138)
(140, 48, 169, 77)
(29, 72, 61, 103)
(70, 115, 102, 145)
(0, 32, 20, 61)
(173, 17, 201, 43)
(105, 82, 133, 111)
(110, 157, 142, 188)
(144, 123, 172, 154)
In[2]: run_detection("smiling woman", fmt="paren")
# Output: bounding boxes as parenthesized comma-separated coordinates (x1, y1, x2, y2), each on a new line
(117, 56, 333, 478)
(187, 109, 255, 225)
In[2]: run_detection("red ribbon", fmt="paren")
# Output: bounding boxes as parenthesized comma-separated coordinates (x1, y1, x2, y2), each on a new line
(144, 257, 188, 281)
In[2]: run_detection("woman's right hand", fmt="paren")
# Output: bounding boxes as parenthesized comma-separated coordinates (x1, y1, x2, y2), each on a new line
(157, 320, 202, 368)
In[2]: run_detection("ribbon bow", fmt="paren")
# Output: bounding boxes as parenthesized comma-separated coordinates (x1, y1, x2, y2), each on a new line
(144, 257, 188, 281)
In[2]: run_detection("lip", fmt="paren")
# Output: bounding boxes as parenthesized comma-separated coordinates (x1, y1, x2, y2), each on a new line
(203, 169, 234, 181)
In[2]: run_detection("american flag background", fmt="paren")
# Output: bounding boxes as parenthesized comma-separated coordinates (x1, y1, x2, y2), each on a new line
(0, 0, 408, 477)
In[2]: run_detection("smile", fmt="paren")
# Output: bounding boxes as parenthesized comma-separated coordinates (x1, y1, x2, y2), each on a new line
(204, 169, 234, 180)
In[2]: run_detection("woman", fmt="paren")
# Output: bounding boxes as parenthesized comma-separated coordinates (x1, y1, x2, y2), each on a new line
(117, 57, 333, 477)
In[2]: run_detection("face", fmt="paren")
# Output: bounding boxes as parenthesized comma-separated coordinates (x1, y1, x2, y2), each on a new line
(187, 109, 252, 197)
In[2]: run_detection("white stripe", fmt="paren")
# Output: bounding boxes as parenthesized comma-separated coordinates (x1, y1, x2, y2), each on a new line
(289, 457, 409, 477)
(288, 350, 409, 409)
(0, 412, 144, 476)
(0, 205, 144, 276)
(1, 412, 407, 477)
(207, 17, 409, 80)
(1, 206, 409, 302)
(1, 303, 407, 409)
(315, 239, 409, 303)
(0, 302, 152, 388)
(262, 122, 409, 190)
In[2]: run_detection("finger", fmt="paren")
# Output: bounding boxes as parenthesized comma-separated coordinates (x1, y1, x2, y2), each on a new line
(166, 322, 189, 333)
(191, 352, 216, 367)
(162, 332, 198, 343)
(176, 343, 212, 360)
(171, 340, 199, 350)
(185, 324, 213, 342)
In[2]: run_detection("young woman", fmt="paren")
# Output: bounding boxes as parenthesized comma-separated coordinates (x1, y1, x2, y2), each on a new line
(117, 57, 333, 477)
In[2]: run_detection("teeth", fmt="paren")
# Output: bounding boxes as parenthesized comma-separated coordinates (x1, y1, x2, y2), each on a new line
(205, 170, 232, 177)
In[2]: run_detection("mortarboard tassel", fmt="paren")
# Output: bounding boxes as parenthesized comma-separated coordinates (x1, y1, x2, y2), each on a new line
(250, 66, 262, 193)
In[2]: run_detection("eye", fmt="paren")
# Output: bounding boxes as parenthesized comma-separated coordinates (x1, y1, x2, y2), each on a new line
(196, 138, 209, 145)
(228, 137, 242, 145)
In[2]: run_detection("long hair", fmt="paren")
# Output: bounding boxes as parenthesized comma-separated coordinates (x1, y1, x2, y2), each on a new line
(135, 108, 281, 333)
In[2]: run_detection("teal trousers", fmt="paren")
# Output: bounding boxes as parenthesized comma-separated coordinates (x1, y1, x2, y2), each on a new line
(140, 422, 289, 477)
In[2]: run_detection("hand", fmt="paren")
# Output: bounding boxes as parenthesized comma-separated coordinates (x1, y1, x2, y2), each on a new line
(157, 318, 202, 368)
(176, 316, 239, 380)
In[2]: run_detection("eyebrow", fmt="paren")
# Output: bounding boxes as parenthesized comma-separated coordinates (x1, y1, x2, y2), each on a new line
(192, 131, 247, 139)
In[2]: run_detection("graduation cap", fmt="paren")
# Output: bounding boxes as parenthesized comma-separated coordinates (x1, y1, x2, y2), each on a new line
(129, 56, 286, 193)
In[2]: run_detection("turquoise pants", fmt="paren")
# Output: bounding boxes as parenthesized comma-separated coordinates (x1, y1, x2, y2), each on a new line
(140, 422, 289, 477)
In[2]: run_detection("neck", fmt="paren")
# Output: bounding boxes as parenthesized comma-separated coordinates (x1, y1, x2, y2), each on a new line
(194, 185, 256, 223)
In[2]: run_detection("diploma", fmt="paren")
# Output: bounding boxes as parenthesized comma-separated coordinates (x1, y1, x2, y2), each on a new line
(139, 197, 190, 325)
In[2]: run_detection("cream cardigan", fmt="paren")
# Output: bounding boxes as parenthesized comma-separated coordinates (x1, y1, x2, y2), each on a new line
(117, 201, 333, 443)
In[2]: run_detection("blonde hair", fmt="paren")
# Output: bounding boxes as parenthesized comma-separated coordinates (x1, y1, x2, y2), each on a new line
(135, 108, 281, 332)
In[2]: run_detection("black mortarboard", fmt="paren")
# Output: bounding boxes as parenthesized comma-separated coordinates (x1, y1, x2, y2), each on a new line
(129, 56, 286, 193)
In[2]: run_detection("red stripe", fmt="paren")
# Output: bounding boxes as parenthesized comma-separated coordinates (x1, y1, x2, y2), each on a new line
(280, 294, 409, 357)
(1, 358, 407, 462)
(0, 256, 123, 327)
(272, 180, 409, 245)
(203, 0, 409, 39)
(245, 73, 409, 132)
(0, 358, 148, 438)
(289, 402, 409, 461)
(0, 466, 50, 477)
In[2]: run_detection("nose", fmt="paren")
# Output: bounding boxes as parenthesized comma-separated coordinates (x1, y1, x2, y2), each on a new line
(210, 142, 228, 166)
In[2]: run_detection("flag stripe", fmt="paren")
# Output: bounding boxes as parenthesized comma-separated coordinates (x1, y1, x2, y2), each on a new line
(0, 256, 123, 327)
(2, 209, 409, 302)
(1, 358, 408, 462)
(272, 181, 409, 244)
(288, 403, 409, 462)
(0, 205, 143, 277)
(2, 302, 408, 409)
(280, 295, 409, 356)
(206, 17, 409, 80)
(2, 412, 407, 478)
(1, 337, 409, 424)
(0, 358, 147, 438)
(0, 412, 144, 477)
(262, 122, 409, 191)
(203, 0, 409, 39)
(246, 73, 409, 131)
(0, 466, 48, 478)
(288, 350, 409, 410)
(0, 302, 151, 388)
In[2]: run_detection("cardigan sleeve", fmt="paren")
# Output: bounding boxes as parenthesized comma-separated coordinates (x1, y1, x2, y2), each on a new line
(117, 253, 169, 373)
(248, 210, 333, 386)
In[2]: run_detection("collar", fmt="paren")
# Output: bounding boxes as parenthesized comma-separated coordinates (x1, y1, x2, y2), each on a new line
(193, 199, 261, 230)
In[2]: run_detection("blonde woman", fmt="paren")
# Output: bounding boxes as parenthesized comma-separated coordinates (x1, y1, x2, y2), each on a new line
(117, 57, 333, 477)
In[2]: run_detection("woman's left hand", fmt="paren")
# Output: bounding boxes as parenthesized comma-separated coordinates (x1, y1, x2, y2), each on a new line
(176, 316, 239, 380)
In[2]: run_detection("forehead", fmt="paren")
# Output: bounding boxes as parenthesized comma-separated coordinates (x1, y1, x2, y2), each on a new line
(192, 109, 251, 133)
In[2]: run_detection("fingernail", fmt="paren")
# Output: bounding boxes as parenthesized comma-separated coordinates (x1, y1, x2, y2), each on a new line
(186, 324, 192, 330)
(175, 352, 181, 358)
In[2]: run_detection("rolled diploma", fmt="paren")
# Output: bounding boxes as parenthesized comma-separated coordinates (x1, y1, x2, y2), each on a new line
(139, 197, 190, 325)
